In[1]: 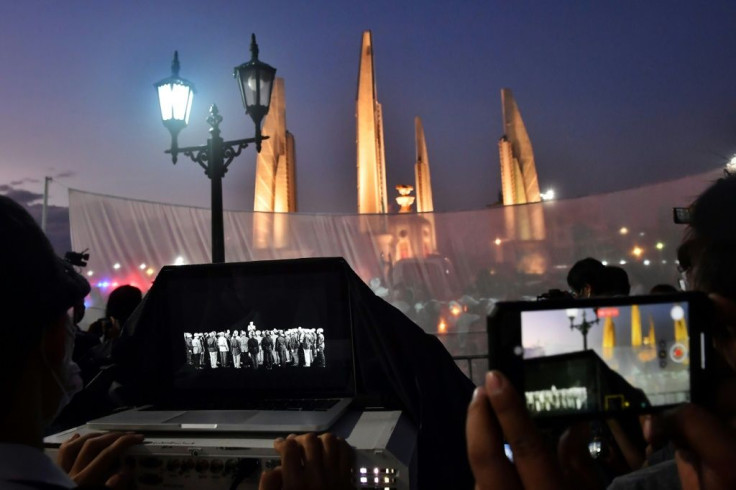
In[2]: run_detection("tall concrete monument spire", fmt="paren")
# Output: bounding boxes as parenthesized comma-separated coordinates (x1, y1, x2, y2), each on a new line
(414, 116, 434, 213)
(413, 116, 437, 253)
(254, 77, 296, 214)
(498, 88, 541, 205)
(253, 77, 296, 248)
(356, 30, 388, 214)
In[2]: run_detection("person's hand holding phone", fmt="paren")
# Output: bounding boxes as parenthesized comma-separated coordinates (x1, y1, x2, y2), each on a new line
(466, 370, 565, 490)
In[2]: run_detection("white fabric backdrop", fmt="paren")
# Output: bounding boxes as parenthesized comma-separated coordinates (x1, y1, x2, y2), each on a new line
(70, 168, 721, 380)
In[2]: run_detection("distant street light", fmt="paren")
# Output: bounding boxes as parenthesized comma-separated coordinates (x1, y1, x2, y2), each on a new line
(540, 189, 555, 201)
(726, 155, 736, 176)
(155, 34, 276, 263)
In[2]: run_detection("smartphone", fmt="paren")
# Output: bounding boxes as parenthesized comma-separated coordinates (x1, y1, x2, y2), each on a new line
(487, 292, 713, 420)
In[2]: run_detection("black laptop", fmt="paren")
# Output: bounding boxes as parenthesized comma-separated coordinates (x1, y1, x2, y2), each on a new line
(87, 257, 356, 432)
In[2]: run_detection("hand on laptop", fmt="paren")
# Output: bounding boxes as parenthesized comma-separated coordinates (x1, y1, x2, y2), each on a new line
(467, 371, 565, 490)
(259, 433, 353, 490)
(57, 432, 144, 489)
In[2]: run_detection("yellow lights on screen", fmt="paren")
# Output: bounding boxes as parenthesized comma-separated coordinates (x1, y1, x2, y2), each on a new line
(632, 246, 643, 258)
(656, 242, 665, 250)
(619, 227, 628, 235)
(494, 238, 502, 246)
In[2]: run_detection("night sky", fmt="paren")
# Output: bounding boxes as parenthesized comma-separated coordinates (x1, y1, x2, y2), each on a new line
(1, 1, 735, 252)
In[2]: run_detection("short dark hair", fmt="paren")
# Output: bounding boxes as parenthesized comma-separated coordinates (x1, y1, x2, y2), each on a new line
(650, 283, 678, 294)
(0, 196, 90, 325)
(0, 196, 89, 401)
(567, 257, 605, 295)
(687, 176, 736, 300)
(599, 266, 630, 296)
(106, 284, 143, 326)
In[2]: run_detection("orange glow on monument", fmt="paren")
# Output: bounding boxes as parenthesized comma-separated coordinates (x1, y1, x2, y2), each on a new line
(395, 185, 415, 213)
(413, 116, 437, 253)
(496, 88, 546, 274)
(414, 117, 434, 214)
(253, 77, 296, 249)
(356, 30, 387, 215)
(498, 88, 541, 206)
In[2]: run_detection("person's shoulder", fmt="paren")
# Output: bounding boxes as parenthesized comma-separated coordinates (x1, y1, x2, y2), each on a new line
(0, 443, 76, 490)
(607, 459, 678, 490)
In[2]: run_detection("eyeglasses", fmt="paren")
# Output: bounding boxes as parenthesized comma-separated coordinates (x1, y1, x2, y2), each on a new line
(676, 264, 690, 291)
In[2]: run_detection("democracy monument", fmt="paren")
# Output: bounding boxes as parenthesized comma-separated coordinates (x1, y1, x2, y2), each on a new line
(67, 31, 719, 379)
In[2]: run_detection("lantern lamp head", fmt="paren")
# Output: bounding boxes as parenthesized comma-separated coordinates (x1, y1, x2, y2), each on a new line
(154, 51, 196, 163)
(233, 34, 276, 152)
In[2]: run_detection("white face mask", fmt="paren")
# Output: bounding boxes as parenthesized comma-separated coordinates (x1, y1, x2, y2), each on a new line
(42, 314, 83, 423)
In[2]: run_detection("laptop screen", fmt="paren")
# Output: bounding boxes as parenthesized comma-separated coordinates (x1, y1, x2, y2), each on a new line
(152, 258, 355, 402)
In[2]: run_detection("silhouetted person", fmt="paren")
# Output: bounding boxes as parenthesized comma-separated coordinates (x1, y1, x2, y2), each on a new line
(650, 283, 678, 294)
(567, 257, 605, 297)
(0, 195, 143, 488)
(81, 285, 143, 382)
(598, 265, 631, 296)
(105, 285, 143, 335)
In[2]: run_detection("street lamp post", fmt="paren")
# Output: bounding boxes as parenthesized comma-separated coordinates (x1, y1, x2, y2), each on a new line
(155, 34, 276, 263)
(566, 308, 600, 350)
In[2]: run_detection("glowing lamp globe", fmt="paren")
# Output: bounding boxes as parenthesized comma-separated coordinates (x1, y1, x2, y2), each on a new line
(670, 305, 685, 321)
(233, 34, 276, 151)
(727, 155, 736, 176)
(154, 51, 195, 163)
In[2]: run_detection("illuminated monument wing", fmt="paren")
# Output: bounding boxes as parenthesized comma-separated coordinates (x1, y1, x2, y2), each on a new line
(497, 88, 546, 270)
(253, 77, 296, 249)
(413, 116, 437, 253)
(498, 88, 541, 205)
(356, 30, 388, 214)
(414, 117, 434, 213)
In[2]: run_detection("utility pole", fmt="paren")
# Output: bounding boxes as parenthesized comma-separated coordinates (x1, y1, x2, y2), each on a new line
(41, 176, 52, 232)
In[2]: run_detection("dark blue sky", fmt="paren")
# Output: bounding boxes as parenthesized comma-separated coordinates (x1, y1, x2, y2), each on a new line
(1, 0, 735, 227)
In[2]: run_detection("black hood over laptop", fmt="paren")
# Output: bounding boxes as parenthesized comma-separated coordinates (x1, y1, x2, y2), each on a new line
(114, 257, 474, 490)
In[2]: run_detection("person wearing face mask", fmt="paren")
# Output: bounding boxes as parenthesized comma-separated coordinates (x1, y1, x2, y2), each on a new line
(0, 195, 143, 490)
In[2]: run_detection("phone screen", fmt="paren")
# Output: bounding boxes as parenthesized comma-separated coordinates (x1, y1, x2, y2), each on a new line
(518, 301, 691, 416)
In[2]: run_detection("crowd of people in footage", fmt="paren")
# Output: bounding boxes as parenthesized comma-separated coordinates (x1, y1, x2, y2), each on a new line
(184, 323, 326, 370)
